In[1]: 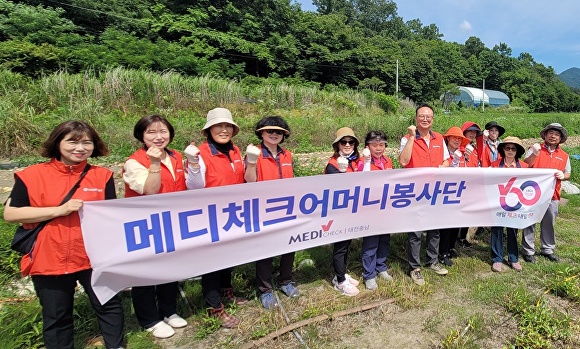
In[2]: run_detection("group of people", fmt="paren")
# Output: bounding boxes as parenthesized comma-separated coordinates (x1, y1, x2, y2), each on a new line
(2, 104, 571, 347)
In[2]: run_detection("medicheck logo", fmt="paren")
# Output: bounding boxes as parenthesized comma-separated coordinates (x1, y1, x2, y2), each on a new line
(498, 177, 541, 211)
(288, 219, 369, 245)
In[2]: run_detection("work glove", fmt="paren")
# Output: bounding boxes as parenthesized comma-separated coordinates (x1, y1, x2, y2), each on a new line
(245, 144, 261, 164)
(464, 144, 474, 157)
(362, 147, 371, 163)
(483, 129, 489, 138)
(555, 170, 565, 180)
(532, 143, 541, 156)
(451, 150, 462, 167)
(184, 144, 200, 164)
(337, 156, 349, 173)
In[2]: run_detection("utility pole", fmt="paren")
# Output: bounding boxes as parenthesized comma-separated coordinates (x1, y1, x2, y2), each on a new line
(482, 78, 485, 112)
(395, 59, 399, 99)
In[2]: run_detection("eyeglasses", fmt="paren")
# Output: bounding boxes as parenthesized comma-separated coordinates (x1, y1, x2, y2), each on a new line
(504, 146, 517, 151)
(339, 139, 355, 146)
(416, 115, 433, 121)
(265, 129, 285, 135)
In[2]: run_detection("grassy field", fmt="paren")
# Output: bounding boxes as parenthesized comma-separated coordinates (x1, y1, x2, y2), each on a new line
(0, 68, 579, 348)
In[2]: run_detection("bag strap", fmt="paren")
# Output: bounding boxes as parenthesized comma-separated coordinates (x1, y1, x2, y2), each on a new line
(32, 164, 91, 230)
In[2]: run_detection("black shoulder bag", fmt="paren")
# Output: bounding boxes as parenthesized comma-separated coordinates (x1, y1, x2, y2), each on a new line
(10, 164, 91, 255)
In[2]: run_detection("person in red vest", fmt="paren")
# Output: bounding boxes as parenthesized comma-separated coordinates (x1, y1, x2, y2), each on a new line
(244, 116, 300, 309)
(123, 114, 188, 339)
(438, 126, 471, 267)
(522, 123, 571, 263)
(398, 104, 450, 286)
(4, 121, 125, 349)
(324, 127, 361, 296)
(184, 108, 247, 328)
(356, 131, 395, 290)
(490, 136, 529, 272)
(480, 121, 506, 167)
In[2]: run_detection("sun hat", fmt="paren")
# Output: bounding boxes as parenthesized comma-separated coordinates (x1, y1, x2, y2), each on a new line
(202, 108, 239, 136)
(333, 127, 359, 145)
(484, 121, 506, 137)
(256, 125, 290, 135)
(444, 126, 471, 147)
(498, 136, 525, 159)
(540, 123, 567, 143)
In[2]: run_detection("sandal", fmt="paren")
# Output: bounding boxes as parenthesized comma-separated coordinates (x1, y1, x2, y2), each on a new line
(209, 304, 239, 328)
(220, 288, 247, 305)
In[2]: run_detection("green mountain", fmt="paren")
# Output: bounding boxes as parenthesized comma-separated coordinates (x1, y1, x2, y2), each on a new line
(559, 67, 580, 89)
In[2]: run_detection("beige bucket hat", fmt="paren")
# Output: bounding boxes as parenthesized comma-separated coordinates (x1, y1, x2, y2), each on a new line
(333, 127, 359, 145)
(498, 136, 525, 158)
(202, 108, 240, 136)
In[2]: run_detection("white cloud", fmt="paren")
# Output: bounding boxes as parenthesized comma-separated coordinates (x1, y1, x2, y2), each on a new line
(460, 20, 472, 31)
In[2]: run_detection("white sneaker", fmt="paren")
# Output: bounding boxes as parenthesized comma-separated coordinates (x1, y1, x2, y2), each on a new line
(333, 274, 360, 287)
(146, 321, 175, 338)
(164, 314, 187, 328)
(334, 279, 360, 296)
(364, 278, 378, 290)
(378, 271, 393, 281)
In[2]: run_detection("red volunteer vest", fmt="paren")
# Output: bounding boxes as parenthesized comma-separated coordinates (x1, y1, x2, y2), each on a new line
(198, 141, 245, 187)
(256, 144, 294, 181)
(404, 131, 446, 168)
(531, 144, 569, 200)
(124, 147, 186, 197)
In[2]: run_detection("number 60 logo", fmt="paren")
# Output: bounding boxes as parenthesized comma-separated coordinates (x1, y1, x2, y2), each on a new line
(498, 177, 542, 211)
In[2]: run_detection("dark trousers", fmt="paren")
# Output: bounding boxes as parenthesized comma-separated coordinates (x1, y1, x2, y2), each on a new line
(439, 227, 459, 256)
(131, 282, 179, 328)
(202, 268, 233, 309)
(333, 239, 352, 283)
(407, 230, 440, 270)
(255, 252, 295, 293)
(32, 269, 124, 349)
(361, 234, 390, 280)
(491, 226, 519, 263)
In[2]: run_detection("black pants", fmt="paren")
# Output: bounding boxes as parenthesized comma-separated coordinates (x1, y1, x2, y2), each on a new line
(201, 268, 233, 309)
(255, 252, 295, 293)
(333, 239, 352, 283)
(439, 227, 460, 256)
(32, 269, 124, 349)
(131, 282, 179, 328)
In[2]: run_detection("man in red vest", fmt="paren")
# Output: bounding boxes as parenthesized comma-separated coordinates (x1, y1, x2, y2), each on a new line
(522, 123, 571, 263)
(399, 104, 450, 285)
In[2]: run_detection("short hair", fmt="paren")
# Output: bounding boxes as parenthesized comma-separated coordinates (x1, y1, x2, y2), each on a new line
(133, 114, 175, 143)
(364, 130, 388, 146)
(415, 103, 434, 116)
(255, 116, 290, 143)
(41, 120, 109, 159)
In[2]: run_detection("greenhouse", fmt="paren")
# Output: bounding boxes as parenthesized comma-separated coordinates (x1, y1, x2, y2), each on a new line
(453, 86, 510, 107)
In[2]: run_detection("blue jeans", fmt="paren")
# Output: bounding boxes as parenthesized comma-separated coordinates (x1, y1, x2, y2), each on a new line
(362, 234, 390, 280)
(491, 226, 519, 263)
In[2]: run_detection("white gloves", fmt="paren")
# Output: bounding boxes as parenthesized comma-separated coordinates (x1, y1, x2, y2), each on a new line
(362, 148, 371, 163)
(245, 144, 261, 164)
(555, 170, 565, 180)
(532, 143, 541, 156)
(464, 144, 474, 157)
(451, 149, 462, 167)
(184, 144, 200, 164)
(337, 156, 349, 172)
(483, 129, 489, 138)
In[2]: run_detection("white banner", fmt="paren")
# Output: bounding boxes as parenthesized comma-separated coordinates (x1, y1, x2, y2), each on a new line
(80, 167, 555, 303)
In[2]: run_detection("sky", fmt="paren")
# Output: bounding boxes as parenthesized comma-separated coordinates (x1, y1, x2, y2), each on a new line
(296, 0, 580, 74)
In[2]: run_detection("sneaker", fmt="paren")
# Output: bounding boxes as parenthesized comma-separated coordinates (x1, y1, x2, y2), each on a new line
(332, 274, 360, 287)
(491, 262, 502, 272)
(259, 291, 278, 309)
(163, 314, 187, 328)
(510, 261, 523, 271)
(377, 270, 393, 281)
(280, 282, 300, 298)
(146, 321, 175, 339)
(427, 262, 448, 275)
(540, 253, 560, 262)
(523, 254, 536, 263)
(209, 305, 239, 328)
(364, 278, 378, 290)
(439, 255, 453, 267)
(458, 239, 473, 248)
(334, 279, 360, 296)
(410, 268, 425, 285)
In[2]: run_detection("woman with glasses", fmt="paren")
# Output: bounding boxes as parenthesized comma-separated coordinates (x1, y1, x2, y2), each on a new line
(324, 127, 361, 296)
(490, 137, 528, 272)
(244, 116, 300, 309)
